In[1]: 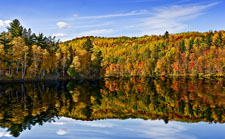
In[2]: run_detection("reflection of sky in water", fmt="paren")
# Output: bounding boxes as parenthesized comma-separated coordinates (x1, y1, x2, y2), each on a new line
(0, 118, 224, 139)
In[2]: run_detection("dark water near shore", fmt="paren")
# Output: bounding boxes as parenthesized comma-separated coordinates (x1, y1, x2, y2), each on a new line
(0, 78, 224, 139)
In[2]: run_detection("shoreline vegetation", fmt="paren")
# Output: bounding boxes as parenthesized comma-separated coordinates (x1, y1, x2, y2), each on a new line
(0, 19, 224, 81)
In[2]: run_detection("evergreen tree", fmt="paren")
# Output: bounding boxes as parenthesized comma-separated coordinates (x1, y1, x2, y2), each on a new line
(7, 19, 23, 38)
(0, 31, 12, 52)
(205, 32, 212, 49)
(164, 31, 169, 39)
(83, 38, 93, 52)
(179, 40, 185, 53)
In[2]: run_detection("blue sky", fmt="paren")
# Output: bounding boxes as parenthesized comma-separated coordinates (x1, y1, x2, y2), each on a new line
(0, 0, 224, 41)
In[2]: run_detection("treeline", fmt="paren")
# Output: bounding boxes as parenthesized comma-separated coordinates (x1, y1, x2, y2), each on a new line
(65, 31, 225, 78)
(0, 19, 225, 80)
(0, 19, 59, 80)
(0, 78, 224, 137)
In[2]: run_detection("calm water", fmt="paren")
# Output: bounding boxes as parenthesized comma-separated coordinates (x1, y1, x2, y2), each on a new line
(0, 78, 224, 139)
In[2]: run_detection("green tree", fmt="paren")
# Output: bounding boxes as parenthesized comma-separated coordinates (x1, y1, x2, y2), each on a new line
(0, 31, 12, 52)
(179, 40, 185, 53)
(205, 32, 212, 49)
(7, 19, 23, 38)
(164, 31, 169, 39)
(83, 38, 93, 52)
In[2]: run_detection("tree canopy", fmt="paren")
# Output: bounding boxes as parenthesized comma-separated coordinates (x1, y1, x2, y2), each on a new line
(0, 19, 224, 80)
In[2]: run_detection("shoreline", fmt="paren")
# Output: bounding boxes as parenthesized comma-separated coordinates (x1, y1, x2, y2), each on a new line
(0, 75, 224, 83)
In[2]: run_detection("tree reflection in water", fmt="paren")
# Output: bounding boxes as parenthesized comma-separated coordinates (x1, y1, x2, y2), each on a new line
(0, 78, 224, 137)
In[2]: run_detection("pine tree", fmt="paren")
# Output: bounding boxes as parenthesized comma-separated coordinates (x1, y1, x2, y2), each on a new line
(164, 31, 169, 39)
(83, 38, 93, 52)
(7, 19, 23, 38)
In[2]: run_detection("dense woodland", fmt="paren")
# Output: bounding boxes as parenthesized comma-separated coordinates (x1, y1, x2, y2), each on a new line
(0, 19, 225, 80)
(0, 78, 224, 137)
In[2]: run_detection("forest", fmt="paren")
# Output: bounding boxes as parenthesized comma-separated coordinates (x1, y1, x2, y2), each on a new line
(0, 19, 225, 80)
(0, 78, 224, 137)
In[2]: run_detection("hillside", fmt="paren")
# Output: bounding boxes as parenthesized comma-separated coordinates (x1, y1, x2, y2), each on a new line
(62, 31, 225, 78)
(0, 19, 225, 80)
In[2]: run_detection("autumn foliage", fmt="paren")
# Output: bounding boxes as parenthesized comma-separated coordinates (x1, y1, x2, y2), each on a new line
(0, 19, 225, 80)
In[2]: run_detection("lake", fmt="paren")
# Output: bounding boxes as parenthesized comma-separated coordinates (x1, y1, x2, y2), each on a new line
(0, 78, 224, 139)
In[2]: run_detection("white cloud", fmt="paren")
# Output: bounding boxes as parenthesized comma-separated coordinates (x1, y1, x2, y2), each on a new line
(52, 121, 66, 125)
(139, 120, 194, 139)
(77, 29, 114, 36)
(52, 33, 67, 37)
(52, 29, 114, 40)
(120, 120, 196, 139)
(53, 2, 220, 40)
(136, 2, 220, 35)
(0, 20, 11, 27)
(75, 22, 113, 28)
(56, 22, 69, 29)
(153, 2, 219, 20)
(0, 131, 12, 137)
(78, 121, 114, 128)
(77, 10, 148, 19)
(56, 129, 69, 135)
(45, 118, 197, 138)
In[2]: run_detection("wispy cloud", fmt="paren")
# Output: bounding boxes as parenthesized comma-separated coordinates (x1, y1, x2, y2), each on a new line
(76, 29, 115, 36)
(73, 13, 79, 17)
(56, 22, 69, 29)
(153, 2, 219, 19)
(57, 118, 195, 139)
(53, 1, 221, 40)
(0, 20, 11, 27)
(74, 10, 148, 19)
(52, 33, 67, 37)
(75, 22, 113, 28)
(77, 121, 114, 128)
(135, 2, 220, 35)
(52, 121, 66, 125)
(126, 120, 196, 139)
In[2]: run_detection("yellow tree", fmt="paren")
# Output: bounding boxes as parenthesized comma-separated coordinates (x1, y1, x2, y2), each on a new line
(0, 44, 5, 77)
(28, 45, 43, 78)
(67, 56, 81, 78)
(21, 46, 29, 80)
(11, 37, 25, 74)
(76, 49, 91, 77)
(56, 44, 71, 77)
(72, 56, 81, 71)
(41, 49, 51, 78)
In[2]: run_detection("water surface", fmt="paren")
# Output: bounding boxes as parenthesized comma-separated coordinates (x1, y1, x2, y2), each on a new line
(0, 78, 224, 138)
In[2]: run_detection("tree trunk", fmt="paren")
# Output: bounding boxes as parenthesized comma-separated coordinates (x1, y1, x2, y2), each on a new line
(22, 55, 27, 80)
(22, 62, 27, 80)
(22, 64, 24, 80)
(16, 61, 20, 74)
(21, 84, 26, 101)
(42, 70, 46, 78)
(8, 66, 11, 75)
(16, 91, 19, 103)
(63, 65, 65, 77)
